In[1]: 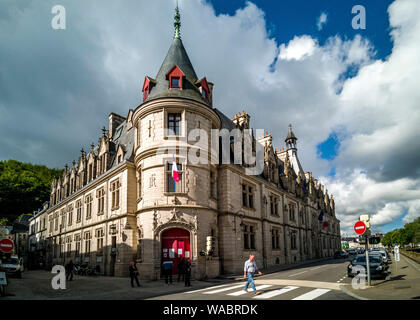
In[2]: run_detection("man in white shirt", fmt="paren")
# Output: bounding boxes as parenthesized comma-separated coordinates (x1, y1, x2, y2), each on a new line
(243, 254, 262, 295)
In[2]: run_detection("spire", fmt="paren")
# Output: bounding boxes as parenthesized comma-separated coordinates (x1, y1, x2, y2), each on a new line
(174, 2, 181, 39)
(285, 123, 297, 150)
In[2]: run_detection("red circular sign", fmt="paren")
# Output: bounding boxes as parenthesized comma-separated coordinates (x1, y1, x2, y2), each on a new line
(354, 221, 366, 235)
(0, 238, 14, 253)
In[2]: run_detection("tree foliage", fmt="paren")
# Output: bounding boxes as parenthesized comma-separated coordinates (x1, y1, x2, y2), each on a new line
(381, 217, 420, 246)
(0, 160, 62, 222)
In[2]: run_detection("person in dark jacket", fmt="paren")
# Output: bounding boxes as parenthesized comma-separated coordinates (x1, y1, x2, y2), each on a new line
(65, 260, 74, 281)
(162, 260, 174, 285)
(129, 261, 140, 287)
(177, 257, 185, 282)
(184, 258, 192, 287)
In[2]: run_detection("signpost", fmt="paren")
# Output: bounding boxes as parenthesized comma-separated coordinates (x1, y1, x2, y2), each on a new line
(0, 238, 14, 254)
(354, 220, 371, 286)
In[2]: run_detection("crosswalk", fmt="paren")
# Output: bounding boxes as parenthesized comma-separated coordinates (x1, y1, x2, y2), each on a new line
(184, 282, 332, 300)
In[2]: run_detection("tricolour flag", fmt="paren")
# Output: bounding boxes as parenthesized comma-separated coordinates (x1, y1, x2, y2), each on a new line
(318, 210, 328, 228)
(172, 155, 179, 183)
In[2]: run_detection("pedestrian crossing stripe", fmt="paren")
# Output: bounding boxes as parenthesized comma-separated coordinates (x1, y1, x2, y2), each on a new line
(203, 284, 246, 294)
(253, 286, 299, 299)
(227, 285, 273, 296)
(292, 288, 331, 300)
(183, 284, 230, 294)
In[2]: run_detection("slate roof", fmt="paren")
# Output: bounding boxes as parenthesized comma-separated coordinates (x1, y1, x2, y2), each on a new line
(144, 37, 210, 106)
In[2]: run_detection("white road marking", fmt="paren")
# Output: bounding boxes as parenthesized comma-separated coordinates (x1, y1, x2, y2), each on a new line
(183, 284, 230, 294)
(228, 285, 273, 296)
(287, 271, 307, 277)
(203, 284, 246, 294)
(254, 286, 299, 299)
(292, 288, 331, 300)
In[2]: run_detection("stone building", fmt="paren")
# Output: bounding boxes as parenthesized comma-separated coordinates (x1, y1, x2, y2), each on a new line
(41, 7, 341, 279)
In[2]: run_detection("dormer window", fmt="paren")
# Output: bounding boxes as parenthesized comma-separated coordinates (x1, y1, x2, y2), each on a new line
(195, 77, 210, 102)
(166, 65, 185, 90)
(142, 76, 156, 102)
(171, 77, 180, 88)
(201, 88, 207, 99)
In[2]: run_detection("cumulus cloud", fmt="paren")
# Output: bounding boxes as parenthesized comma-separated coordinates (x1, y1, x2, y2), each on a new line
(317, 12, 328, 31)
(1, 0, 419, 234)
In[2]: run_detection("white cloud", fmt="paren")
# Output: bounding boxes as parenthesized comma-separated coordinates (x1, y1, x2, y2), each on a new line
(278, 36, 317, 61)
(317, 12, 328, 31)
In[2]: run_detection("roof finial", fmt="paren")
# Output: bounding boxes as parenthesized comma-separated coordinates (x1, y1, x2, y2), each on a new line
(174, 1, 181, 39)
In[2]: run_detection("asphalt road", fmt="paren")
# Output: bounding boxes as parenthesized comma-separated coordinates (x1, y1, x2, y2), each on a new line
(150, 258, 357, 300)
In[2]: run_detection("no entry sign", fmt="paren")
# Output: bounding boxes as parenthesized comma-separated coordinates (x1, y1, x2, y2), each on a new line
(354, 221, 366, 235)
(0, 238, 14, 253)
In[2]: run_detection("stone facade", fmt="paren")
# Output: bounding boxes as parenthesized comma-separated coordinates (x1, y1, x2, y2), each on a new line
(39, 16, 341, 280)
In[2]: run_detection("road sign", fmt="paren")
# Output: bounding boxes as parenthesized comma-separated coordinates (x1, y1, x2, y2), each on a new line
(394, 245, 400, 261)
(0, 238, 14, 253)
(354, 221, 366, 235)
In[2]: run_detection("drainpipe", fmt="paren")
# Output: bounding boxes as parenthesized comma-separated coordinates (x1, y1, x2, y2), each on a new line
(282, 194, 288, 264)
(260, 183, 267, 269)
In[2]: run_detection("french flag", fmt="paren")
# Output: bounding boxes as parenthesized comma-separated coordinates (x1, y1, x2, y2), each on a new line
(172, 155, 179, 183)
(318, 210, 328, 229)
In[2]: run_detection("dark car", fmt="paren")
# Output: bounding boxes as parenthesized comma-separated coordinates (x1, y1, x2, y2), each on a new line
(334, 250, 349, 259)
(370, 251, 390, 268)
(347, 254, 387, 279)
(348, 249, 357, 255)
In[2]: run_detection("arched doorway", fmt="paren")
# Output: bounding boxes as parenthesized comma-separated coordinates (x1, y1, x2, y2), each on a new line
(161, 228, 191, 274)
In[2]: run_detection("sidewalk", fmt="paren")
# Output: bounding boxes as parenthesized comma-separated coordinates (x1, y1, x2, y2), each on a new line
(341, 253, 420, 300)
(216, 257, 331, 281)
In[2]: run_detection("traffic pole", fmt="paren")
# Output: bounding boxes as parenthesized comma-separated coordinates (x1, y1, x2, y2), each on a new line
(365, 234, 370, 286)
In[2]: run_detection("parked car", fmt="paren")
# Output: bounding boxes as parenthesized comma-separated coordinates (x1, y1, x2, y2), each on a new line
(347, 254, 387, 279)
(372, 250, 391, 266)
(0, 255, 24, 278)
(334, 250, 349, 259)
(357, 248, 365, 254)
(348, 249, 357, 255)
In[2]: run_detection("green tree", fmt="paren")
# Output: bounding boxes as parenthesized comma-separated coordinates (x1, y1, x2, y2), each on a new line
(0, 160, 62, 222)
(0, 217, 8, 226)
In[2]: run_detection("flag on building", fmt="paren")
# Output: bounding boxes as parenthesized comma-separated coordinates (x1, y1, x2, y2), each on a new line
(318, 210, 328, 228)
(172, 155, 179, 183)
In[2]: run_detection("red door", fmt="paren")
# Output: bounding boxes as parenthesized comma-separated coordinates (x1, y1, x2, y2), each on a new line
(161, 228, 191, 274)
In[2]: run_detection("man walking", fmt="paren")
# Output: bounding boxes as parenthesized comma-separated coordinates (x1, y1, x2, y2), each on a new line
(129, 261, 140, 288)
(162, 260, 174, 285)
(243, 254, 262, 295)
(65, 260, 74, 281)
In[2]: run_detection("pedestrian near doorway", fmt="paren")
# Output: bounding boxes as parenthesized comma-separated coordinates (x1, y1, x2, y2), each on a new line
(129, 261, 140, 288)
(243, 254, 262, 295)
(177, 257, 185, 282)
(162, 260, 174, 285)
(65, 260, 74, 281)
(184, 258, 192, 287)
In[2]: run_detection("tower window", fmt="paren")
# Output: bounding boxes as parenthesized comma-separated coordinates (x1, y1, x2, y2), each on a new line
(201, 89, 207, 99)
(171, 77, 180, 88)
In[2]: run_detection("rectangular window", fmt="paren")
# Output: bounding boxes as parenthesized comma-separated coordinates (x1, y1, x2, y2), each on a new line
(67, 205, 73, 226)
(76, 200, 82, 223)
(85, 194, 92, 220)
(171, 77, 180, 88)
(166, 162, 183, 193)
(243, 224, 256, 250)
(242, 184, 248, 207)
(242, 184, 254, 208)
(291, 232, 297, 250)
(272, 229, 280, 249)
(110, 180, 120, 210)
(168, 113, 181, 136)
(97, 188, 105, 215)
